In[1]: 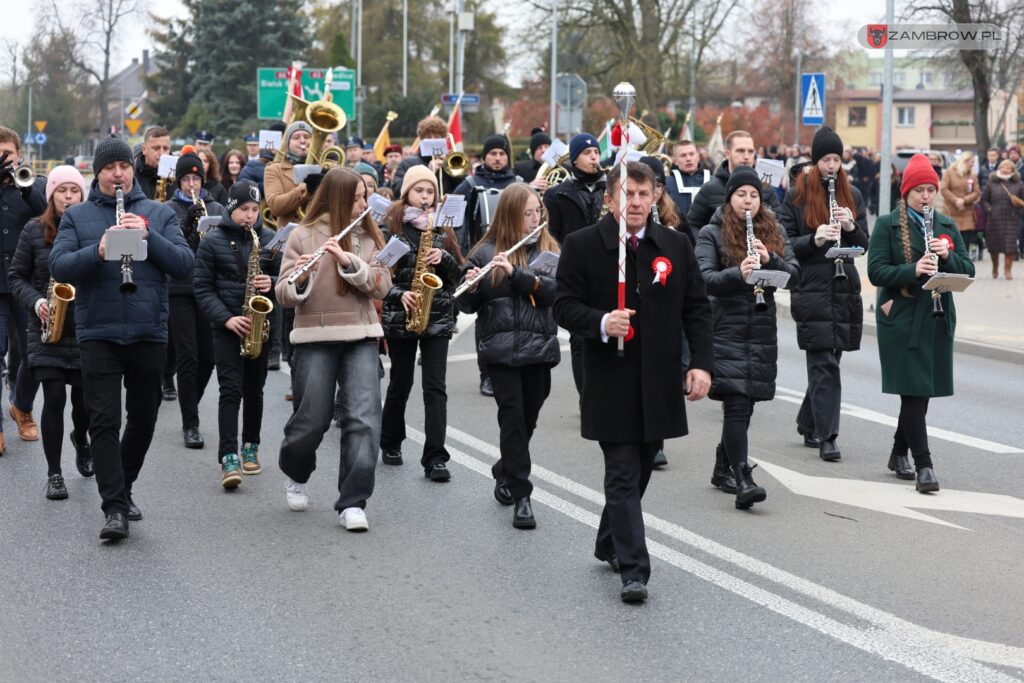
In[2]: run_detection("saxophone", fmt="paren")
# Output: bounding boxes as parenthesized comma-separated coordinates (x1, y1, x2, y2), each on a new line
(41, 278, 75, 344)
(404, 210, 443, 334)
(240, 225, 274, 358)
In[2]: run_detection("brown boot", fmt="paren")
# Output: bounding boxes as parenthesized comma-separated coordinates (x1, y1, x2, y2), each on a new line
(8, 404, 39, 441)
(0, 432, 6, 456)
(1005, 253, 1014, 280)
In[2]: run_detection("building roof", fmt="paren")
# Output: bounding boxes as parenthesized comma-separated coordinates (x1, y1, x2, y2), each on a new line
(835, 88, 976, 103)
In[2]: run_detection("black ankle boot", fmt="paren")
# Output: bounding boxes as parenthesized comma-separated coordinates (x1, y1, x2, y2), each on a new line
(734, 463, 767, 510)
(710, 444, 736, 493)
(71, 431, 94, 478)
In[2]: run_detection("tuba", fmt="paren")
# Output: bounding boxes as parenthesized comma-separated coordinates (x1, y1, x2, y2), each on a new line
(41, 279, 75, 344)
(537, 153, 570, 186)
(240, 225, 274, 358)
(404, 210, 443, 334)
(304, 99, 347, 166)
(629, 116, 667, 154)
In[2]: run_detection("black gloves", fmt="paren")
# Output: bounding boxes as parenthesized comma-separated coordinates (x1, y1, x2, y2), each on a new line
(304, 172, 324, 197)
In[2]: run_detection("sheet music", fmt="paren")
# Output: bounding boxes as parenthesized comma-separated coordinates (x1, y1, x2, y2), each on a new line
(197, 215, 222, 236)
(157, 154, 177, 177)
(540, 139, 569, 166)
(292, 164, 321, 184)
(419, 138, 448, 157)
(437, 195, 466, 228)
(265, 222, 298, 251)
(528, 251, 560, 276)
(259, 130, 281, 153)
(375, 236, 412, 267)
(744, 269, 791, 289)
(368, 193, 392, 223)
(824, 246, 865, 259)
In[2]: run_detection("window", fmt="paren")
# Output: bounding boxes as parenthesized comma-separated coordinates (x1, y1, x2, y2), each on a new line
(897, 106, 916, 127)
(920, 71, 933, 86)
(848, 106, 868, 127)
(869, 72, 882, 85)
(943, 71, 956, 85)
(893, 71, 906, 85)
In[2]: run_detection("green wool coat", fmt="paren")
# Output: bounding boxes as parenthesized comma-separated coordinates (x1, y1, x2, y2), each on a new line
(867, 208, 975, 397)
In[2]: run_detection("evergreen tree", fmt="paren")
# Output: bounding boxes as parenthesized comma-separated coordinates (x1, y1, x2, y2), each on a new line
(191, 0, 308, 133)
(22, 30, 93, 157)
(145, 4, 195, 134)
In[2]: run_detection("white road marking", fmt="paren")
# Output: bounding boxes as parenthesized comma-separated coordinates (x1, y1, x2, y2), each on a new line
(774, 387, 1023, 455)
(437, 423, 1024, 673)
(399, 424, 1019, 681)
(755, 459, 1024, 530)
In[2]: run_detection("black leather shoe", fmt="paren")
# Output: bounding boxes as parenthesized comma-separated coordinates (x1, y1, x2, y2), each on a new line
(888, 453, 915, 480)
(162, 381, 176, 402)
(99, 513, 129, 541)
(46, 473, 68, 500)
(494, 480, 513, 506)
(127, 499, 142, 521)
(652, 450, 668, 469)
(594, 551, 621, 573)
(915, 467, 940, 493)
(620, 580, 648, 603)
(381, 449, 403, 466)
(734, 463, 767, 510)
(711, 444, 737, 493)
(798, 427, 821, 448)
(70, 431, 93, 478)
(183, 428, 204, 449)
(819, 438, 841, 462)
(425, 462, 451, 482)
(479, 376, 494, 397)
(512, 497, 536, 529)
(267, 358, 281, 371)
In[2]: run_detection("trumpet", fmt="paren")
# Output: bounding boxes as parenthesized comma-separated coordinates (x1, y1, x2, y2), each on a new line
(8, 164, 35, 189)
(454, 223, 547, 299)
(443, 151, 469, 178)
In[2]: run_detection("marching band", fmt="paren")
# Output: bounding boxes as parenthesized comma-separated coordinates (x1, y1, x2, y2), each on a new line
(0, 87, 976, 604)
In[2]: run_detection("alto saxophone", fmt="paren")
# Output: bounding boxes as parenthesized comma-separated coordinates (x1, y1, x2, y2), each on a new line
(41, 277, 75, 344)
(404, 210, 443, 334)
(240, 225, 274, 358)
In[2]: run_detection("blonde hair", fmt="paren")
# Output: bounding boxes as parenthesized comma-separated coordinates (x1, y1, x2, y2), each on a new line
(468, 183, 559, 286)
(952, 151, 974, 177)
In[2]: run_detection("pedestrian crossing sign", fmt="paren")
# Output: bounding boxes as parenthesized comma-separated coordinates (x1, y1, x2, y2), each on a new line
(801, 73, 825, 126)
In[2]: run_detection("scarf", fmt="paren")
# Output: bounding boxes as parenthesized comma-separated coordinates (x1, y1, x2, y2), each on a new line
(403, 205, 432, 231)
(285, 151, 306, 165)
(573, 167, 603, 186)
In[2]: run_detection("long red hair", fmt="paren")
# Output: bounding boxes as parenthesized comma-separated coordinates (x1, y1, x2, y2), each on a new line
(792, 165, 856, 232)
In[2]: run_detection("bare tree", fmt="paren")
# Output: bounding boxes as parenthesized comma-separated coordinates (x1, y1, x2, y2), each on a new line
(45, 0, 141, 135)
(909, 0, 1024, 150)
(0, 43, 20, 125)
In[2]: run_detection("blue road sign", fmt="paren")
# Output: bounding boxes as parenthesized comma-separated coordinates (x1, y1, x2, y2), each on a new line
(801, 73, 826, 126)
(23, 133, 33, 146)
(35, 133, 47, 145)
(442, 93, 480, 106)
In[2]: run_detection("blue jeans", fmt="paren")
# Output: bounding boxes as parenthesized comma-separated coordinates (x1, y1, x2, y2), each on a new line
(279, 340, 381, 511)
(0, 294, 40, 431)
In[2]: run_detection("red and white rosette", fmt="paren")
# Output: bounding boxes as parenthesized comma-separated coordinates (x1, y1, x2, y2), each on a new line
(938, 234, 954, 251)
(651, 256, 672, 285)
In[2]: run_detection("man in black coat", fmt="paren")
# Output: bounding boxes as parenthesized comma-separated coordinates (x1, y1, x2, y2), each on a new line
(133, 126, 171, 200)
(451, 134, 522, 255)
(545, 133, 607, 398)
(554, 161, 714, 603)
(389, 115, 461, 197)
(664, 139, 709, 236)
(686, 130, 781, 232)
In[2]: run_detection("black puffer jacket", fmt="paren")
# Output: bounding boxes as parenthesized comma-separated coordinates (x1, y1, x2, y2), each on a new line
(133, 156, 159, 199)
(544, 171, 606, 244)
(167, 192, 225, 296)
(686, 160, 782, 237)
(381, 222, 461, 339)
(193, 216, 280, 329)
(451, 165, 520, 252)
(696, 207, 800, 400)
(777, 166, 869, 351)
(8, 218, 80, 370)
(0, 177, 48, 294)
(455, 241, 560, 367)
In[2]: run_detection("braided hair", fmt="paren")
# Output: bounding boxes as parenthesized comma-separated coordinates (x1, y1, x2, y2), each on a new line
(897, 199, 914, 265)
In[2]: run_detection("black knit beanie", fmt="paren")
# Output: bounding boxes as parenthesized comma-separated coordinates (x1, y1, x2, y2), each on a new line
(529, 131, 552, 155)
(725, 165, 762, 202)
(93, 135, 134, 175)
(225, 180, 261, 214)
(811, 127, 844, 165)
(175, 153, 205, 185)
(482, 134, 510, 158)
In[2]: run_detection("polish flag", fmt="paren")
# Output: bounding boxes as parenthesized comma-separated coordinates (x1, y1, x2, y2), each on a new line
(447, 97, 463, 152)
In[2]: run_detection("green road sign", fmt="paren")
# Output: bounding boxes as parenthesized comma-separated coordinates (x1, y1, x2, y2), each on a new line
(257, 67, 356, 121)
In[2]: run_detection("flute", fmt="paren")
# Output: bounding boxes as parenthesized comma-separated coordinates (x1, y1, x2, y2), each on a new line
(285, 207, 373, 285)
(453, 222, 547, 299)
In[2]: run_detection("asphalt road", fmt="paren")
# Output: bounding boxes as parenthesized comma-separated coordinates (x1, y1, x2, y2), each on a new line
(1, 313, 1022, 682)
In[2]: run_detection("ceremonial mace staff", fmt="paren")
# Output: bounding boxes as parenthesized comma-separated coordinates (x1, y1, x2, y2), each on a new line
(612, 82, 636, 357)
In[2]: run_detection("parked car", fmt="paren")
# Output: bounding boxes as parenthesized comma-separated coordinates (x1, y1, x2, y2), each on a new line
(893, 149, 953, 172)
(73, 155, 94, 173)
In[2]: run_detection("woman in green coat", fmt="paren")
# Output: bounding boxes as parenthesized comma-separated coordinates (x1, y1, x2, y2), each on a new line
(867, 154, 975, 493)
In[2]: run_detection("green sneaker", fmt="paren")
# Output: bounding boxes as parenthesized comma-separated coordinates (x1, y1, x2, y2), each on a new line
(241, 442, 262, 475)
(221, 453, 242, 489)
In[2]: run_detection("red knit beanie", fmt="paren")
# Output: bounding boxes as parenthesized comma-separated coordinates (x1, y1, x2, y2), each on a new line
(900, 153, 940, 197)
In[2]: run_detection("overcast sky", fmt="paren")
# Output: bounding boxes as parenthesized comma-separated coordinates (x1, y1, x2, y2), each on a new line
(2, 0, 891, 84)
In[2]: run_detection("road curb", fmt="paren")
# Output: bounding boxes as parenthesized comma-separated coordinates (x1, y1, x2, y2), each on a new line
(776, 302, 1024, 366)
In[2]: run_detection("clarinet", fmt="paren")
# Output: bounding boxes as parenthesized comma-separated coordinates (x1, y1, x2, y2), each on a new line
(923, 204, 944, 319)
(745, 209, 767, 312)
(828, 175, 847, 281)
(115, 186, 137, 294)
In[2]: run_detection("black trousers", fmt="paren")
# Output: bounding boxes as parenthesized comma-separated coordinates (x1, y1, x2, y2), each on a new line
(487, 363, 551, 499)
(596, 441, 658, 584)
(381, 335, 450, 468)
(80, 340, 165, 516)
(163, 327, 176, 387)
(169, 295, 214, 431)
(720, 394, 755, 469)
(211, 329, 269, 460)
(569, 331, 584, 395)
(796, 349, 843, 441)
(892, 395, 932, 470)
(40, 377, 89, 476)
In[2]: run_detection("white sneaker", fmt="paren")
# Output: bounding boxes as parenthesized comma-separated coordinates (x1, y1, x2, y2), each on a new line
(338, 507, 368, 531)
(285, 478, 308, 511)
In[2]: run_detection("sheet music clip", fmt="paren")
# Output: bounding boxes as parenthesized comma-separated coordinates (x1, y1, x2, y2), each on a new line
(824, 246, 865, 260)
(744, 269, 791, 289)
(922, 273, 974, 293)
